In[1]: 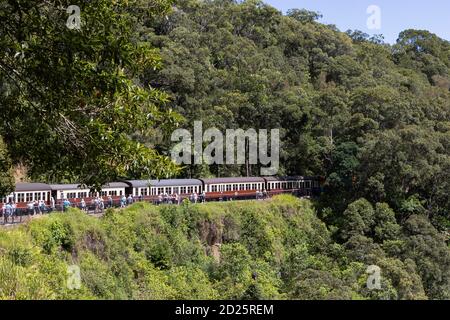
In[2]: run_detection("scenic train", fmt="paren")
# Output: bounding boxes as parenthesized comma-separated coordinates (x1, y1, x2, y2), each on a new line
(1, 176, 323, 214)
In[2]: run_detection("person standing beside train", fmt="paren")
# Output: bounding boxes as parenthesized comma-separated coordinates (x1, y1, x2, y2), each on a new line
(3, 202, 12, 224)
(34, 200, 40, 214)
(201, 191, 206, 203)
(127, 194, 133, 206)
(81, 198, 86, 212)
(63, 198, 71, 212)
(120, 195, 126, 208)
(193, 192, 198, 204)
(39, 200, 46, 214)
(12, 202, 17, 218)
(27, 201, 34, 216)
(50, 196, 55, 211)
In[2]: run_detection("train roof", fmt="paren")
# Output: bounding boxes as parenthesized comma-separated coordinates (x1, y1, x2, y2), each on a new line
(125, 179, 203, 188)
(49, 182, 129, 191)
(201, 177, 266, 184)
(15, 183, 51, 192)
(264, 176, 319, 181)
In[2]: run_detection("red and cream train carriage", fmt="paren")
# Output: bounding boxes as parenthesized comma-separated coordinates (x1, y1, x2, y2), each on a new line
(1, 176, 322, 214)
(50, 182, 129, 207)
(124, 179, 203, 202)
(201, 177, 266, 200)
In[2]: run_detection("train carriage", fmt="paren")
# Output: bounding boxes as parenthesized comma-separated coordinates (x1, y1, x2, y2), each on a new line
(50, 182, 128, 208)
(1, 183, 52, 209)
(124, 179, 203, 202)
(201, 177, 266, 200)
(1, 175, 323, 218)
(264, 176, 322, 197)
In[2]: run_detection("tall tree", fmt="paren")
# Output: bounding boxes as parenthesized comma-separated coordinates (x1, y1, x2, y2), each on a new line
(0, 0, 180, 192)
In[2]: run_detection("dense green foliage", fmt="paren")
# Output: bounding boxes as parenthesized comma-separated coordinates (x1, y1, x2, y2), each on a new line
(0, 0, 181, 191)
(0, 0, 448, 300)
(141, 0, 449, 227)
(0, 196, 448, 300)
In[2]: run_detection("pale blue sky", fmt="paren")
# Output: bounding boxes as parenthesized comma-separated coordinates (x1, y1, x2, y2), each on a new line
(264, 0, 450, 44)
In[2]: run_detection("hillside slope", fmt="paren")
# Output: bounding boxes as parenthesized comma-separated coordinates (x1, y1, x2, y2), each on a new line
(1, 196, 447, 300)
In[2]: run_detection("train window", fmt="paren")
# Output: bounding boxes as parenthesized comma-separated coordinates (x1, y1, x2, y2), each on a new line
(140, 188, 148, 196)
(157, 187, 163, 194)
(187, 186, 193, 193)
(173, 187, 179, 194)
(120, 190, 123, 196)
(78, 192, 87, 198)
(17, 193, 25, 203)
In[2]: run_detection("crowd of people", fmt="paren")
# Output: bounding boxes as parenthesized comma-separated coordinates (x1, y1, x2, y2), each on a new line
(155, 191, 207, 205)
(1, 190, 272, 225)
(1, 201, 17, 224)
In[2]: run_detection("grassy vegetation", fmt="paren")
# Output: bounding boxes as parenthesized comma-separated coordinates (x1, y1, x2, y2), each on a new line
(1, 195, 446, 300)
